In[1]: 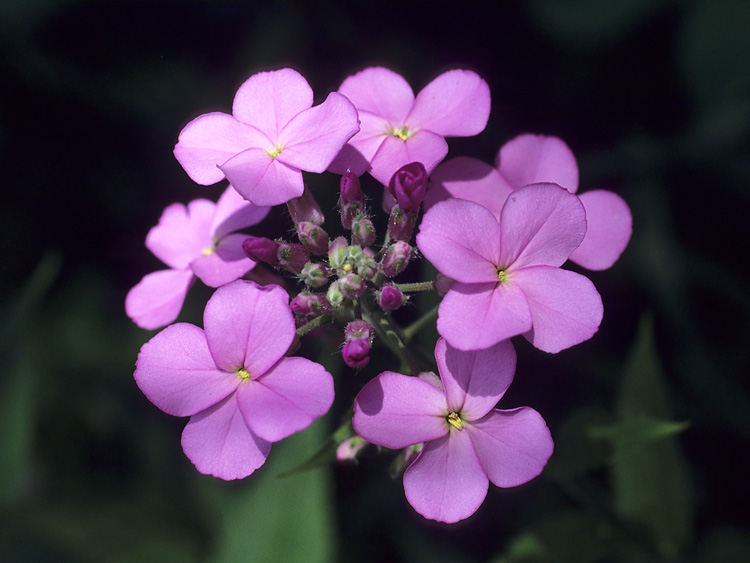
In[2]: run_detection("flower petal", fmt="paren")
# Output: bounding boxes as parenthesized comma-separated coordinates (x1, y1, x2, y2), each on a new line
(211, 185, 270, 240)
(146, 200, 214, 269)
(403, 431, 488, 523)
(125, 268, 194, 330)
(174, 113, 271, 185)
(189, 235, 255, 288)
(407, 69, 491, 137)
(437, 282, 532, 351)
(425, 156, 512, 219)
(436, 338, 516, 420)
(499, 183, 587, 269)
(467, 407, 553, 487)
(220, 149, 304, 206)
(353, 372, 448, 449)
(203, 280, 295, 375)
(338, 67, 414, 124)
(513, 266, 603, 353)
(369, 129, 448, 186)
(327, 110, 390, 176)
(496, 133, 579, 193)
(237, 357, 334, 442)
(569, 190, 632, 270)
(417, 198, 501, 283)
(232, 68, 313, 138)
(181, 393, 271, 480)
(134, 323, 239, 417)
(276, 92, 360, 173)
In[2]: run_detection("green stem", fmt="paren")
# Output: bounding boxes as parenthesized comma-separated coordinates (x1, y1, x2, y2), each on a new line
(401, 304, 439, 343)
(394, 281, 436, 293)
(361, 299, 421, 376)
(295, 313, 332, 337)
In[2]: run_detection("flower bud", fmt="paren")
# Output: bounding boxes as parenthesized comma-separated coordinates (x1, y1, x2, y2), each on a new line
(290, 291, 332, 317)
(339, 273, 365, 299)
(299, 262, 329, 288)
(354, 250, 379, 281)
(287, 188, 324, 225)
(351, 215, 376, 247)
(336, 435, 368, 462)
(381, 241, 413, 277)
(388, 162, 428, 212)
(328, 236, 349, 270)
(387, 204, 417, 242)
(340, 171, 364, 207)
(342, 340, 370, 368)
(377, 284, 405, 310)
(242, 236, 280, 265)
(297, 221, 330, 255)
(326, 280, 345, 309)
(277, 242, 309, 273)
(345, 319, 373, 342)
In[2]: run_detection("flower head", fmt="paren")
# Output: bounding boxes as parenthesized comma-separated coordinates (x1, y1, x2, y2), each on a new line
(126, 186, 269, 330)
(174, 68, 360, 206)
(353, 338, 553, 523)
(134, 280, 334, 479)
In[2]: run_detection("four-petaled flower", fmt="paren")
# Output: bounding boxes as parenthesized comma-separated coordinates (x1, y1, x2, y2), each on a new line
(134, 280, 335, 479)
(126, 186, 269, 330)
(174, 68, 360, 206)
(353, 337, 553, 523)
(329, 67, 491, 185)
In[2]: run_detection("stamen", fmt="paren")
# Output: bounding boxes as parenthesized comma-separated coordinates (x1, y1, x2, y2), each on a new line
(447, 411, 463, 430)
(237, 368, 251, 381)
(497, 269, 510, 283)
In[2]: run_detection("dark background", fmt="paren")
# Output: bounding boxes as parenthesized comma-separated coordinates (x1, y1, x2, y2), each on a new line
(1, 1, 748, 561)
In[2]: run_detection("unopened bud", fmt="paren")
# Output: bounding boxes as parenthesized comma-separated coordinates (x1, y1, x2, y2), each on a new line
(297, 221, 330, 255)
(354, 250, 379, 280)
(342, 340, 371, 368)
(242, 236, 280, 265)
(340, 171, 364, 207)
(377, 285, 405, 310)
(326, 280, 345, 309)
(339, 273, 365, 299)
(328, 237, 349, 270)
(387, 205, 417, 242)
(388, 162, 428, 212)
(345, 319, 373, 342)
(381, 241, 413, 277)
(287, 188, 325, 225)
(299, 262, 329, 288)
(290, 291, 332, 317)
(351, 215, 376, 247)
(277, 242, 309, 273)
(336, 435, 368, 462)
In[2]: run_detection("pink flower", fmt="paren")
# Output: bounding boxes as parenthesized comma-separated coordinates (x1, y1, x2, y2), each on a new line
(425, 134, 632, 270)
(174, 68, 360, 207)
(417, 183, 603, 352)
(134, 280, 335, 480)
(329, 67, 490, 185)
(126, 186, 269, 330)
(353, 338, 553, 523)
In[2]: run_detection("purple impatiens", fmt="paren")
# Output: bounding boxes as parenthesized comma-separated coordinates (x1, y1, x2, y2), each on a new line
(353, 338, 553, 523)
(134, 280, 334, 479)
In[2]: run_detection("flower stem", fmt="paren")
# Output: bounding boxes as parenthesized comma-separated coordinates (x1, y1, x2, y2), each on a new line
(361, 299, 421, 376)
(401, 304, 439, 343)
(296, 313, 332, 337)
(394, 281, 436, 293)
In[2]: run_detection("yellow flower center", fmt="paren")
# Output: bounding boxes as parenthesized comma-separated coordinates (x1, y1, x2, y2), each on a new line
(387, 124, 413, 141)
(447, 411, 463, 430)
(236, 368, 251, 381)
(267, 143, 283, 158)
(497, 269, 510, 283)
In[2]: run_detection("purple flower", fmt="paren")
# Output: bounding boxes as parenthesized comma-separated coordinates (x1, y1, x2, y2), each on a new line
(425, 134, 632, 271)
(417, 183, 603, 353)
(126, 186, 269, 330)
(388, 161, 428, 212)
(134, 280, 334, 480)
(174, 68, 360, 207)
(329, 67, 490, 185)
(353, 338, 553, 523)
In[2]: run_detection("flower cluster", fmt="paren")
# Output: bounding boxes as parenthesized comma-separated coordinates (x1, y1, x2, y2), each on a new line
(128, 67, 632, 523)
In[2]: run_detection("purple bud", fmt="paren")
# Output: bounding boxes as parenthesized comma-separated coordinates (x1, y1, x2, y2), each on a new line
(336, 435, 368, 461)
(326, 280, 345, 308)
(287, 188, 325, 225)
(382, 241, 413, 277)
(345, 319, 373, 342)
(351, 215, 376, 247)
(290, 291, 332, 317)
(277, 242, 309, 273)
(340, 171, 364, 207)
(299, 262, 329, 288)
(388, 162, 428, 212)
(242, 236, 280, 265)
(387, 205, 417, 242)
(339, 273, 365, 299)
(297, 221, 330, 255)
(354, 250, 379, 281)
(377, 285, 405, 310)
(342, 340, 371, 368)
(328, 236, 349, 270)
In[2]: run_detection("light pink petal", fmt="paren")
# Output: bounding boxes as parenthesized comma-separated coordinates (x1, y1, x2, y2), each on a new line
(467, 407, 553, 487)
(125, 268, 194, 330)
(134, 323, 239, 417)
(435, 338, 516, 420)
(369, 130, 448, 186)
(417, 199, 501, 283)
(499, 183, 587, 269)
(146, 200, 214, 269)
(569, 190, 632, 270)
(424, 157, 512, 219)
(236, 357, 334, 443)
(181, 393, 271, 480)
(403, 431, 488, 523)
(496, 134, 579, 193)
(407, 69, 491, 137)
(189, 235, 255, 288)
(513, 266, 603, 353)
(276, 92, 360, 173)
(174, 113, 271, 185)
(339, 67, 414, 124)
(203, 280, 295, 374)
(327, 110, 390, 175)
(353, 372, 448, 449)
(437, 282, 532, 351)
(211, 185, 270, 239)
(232, 68, 313, 138)
(219, 149, 304, 206)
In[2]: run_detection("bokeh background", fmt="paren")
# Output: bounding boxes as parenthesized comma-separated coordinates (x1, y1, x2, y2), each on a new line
(1, 1, 749, 561)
